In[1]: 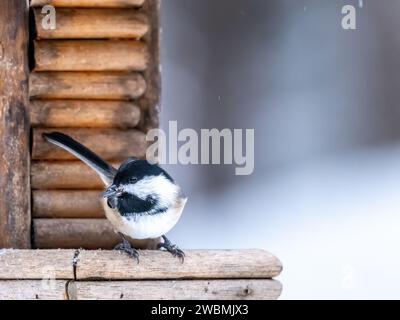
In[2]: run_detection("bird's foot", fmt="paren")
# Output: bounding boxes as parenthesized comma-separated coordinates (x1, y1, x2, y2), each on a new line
(114, 237, 140, 263)
(158, 235, 185, 263)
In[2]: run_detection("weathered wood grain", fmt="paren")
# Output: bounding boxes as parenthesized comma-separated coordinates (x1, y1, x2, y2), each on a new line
(32, 128, 147, 160)
(33, 190, 105, 218)
(33, 220, 162, 250)
(0, 249, 75, 279)
(34, 40, 149, 71)
(33, 8, 149, 39)
(29, 72, 146, 100)
(30, 100, 141, 128)
(138, 0, 160, 132)
(0, 279, 281, 300)
(70, 279, 282, 300)
(31, 161, 109, 190)
(33, 219, 120, 249)
(0, 250, 283, 281)
(0, 280, 68, 300)
(77, 249, 283, 280)
(31, 0, 146, 8)
(0, 0, 31, 248)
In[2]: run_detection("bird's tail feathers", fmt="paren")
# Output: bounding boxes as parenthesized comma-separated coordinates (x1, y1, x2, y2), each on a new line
(42, 132, 117, 185)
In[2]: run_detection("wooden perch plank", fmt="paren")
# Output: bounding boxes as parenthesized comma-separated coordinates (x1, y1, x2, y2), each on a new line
(0, 281, 68, 300)
(31, 0, 145, 8)
(33, 219, 120, 249)
(31, 161, 110, 190)
(77, 249, 282, 280)
(34, 40, 149, 71)
(29, 72, 146, 100)
(0, 0, 31, 248)
(0, 279, 281, 300)
(32, 128, 148, 160)
(33, 8, 148, 39)
(30, 100, 141, 129)
(70, 279, 282, 300)
(33, 190, 105, 218)
(0, 249, 282, 281)
(0, 249, 75, 279)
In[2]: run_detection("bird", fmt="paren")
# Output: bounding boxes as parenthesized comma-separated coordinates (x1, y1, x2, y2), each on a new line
(43, 132, 187, 262)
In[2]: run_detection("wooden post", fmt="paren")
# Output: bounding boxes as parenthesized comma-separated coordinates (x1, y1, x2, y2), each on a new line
(139, 0, 161, 132)
(0, 1, 31, 248)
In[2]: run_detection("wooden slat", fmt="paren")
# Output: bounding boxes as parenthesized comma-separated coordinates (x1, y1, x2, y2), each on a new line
(32, 128, 147, 160)
(0, 249, 283, 281)
(33, 219, 120, 249)
(0, 250, 75, 279)
(33, 8, 149, 39)
(0, 0, 31, 248)
(0, 281, 68, 300)
(31, 0, 146, 8)
(70, 279, 282, 300)
(31, 161, 109, 190)
(77, 249, 282, 280)
(0, 279, 281, 300)
(29, 72, 146, 100)
(33, 190, 105, 218)
(30, 100, 141, 128)
(34, 40, 149, 71)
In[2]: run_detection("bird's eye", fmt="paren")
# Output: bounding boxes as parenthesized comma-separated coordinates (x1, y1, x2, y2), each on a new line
(129, 177, 138, 184)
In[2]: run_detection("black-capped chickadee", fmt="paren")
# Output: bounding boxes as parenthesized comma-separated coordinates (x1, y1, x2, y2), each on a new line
(43, 132, 187, 262)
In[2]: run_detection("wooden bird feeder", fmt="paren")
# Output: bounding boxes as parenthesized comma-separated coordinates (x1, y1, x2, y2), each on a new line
(0, 0, 282, 300)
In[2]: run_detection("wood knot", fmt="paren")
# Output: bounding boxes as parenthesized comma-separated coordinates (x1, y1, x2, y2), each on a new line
(237, 285, 253, 298)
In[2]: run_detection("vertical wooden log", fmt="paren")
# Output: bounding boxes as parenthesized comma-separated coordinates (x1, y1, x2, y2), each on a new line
(0, 1, 31, 248)
(139, 0, 161, 132)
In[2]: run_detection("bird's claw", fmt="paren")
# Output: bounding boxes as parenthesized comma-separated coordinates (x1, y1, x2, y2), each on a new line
(170, 245, 185, 262)
(158, 236, 185, 263)
(114, 240, 140, 264)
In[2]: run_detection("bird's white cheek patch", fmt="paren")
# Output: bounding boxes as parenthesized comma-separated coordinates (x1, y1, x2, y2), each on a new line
(123, 175, 179, 207)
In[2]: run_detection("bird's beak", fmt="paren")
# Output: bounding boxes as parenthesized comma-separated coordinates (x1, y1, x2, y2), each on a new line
(103, 185, 124, 198)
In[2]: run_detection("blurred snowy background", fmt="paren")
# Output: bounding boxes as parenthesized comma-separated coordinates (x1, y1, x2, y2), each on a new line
(160, 0, 400, 299)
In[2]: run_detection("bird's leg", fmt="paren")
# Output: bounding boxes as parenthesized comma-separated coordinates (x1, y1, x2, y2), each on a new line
(158, 235, 185, 263)
(114, 233, 140, 263)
